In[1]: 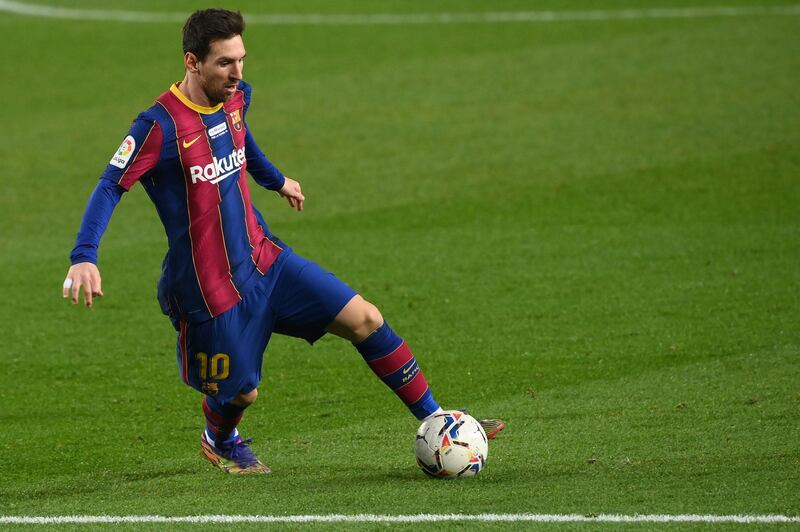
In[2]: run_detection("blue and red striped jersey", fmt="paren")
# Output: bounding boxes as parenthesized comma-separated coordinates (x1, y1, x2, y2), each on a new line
(71, 80, 290, 323)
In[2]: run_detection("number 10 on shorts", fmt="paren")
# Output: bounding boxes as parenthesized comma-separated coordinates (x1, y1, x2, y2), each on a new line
(196, 352, 230, 380)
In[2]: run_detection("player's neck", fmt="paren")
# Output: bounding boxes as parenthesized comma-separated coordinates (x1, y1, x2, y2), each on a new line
(178, 75, 214, 108)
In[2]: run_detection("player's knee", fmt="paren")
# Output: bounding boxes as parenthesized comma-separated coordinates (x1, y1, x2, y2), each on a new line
(362, 302, 383, 333)
(355, 301, 383, 341)
(233, 388, 258, 407)
(329, 296, 385, 342)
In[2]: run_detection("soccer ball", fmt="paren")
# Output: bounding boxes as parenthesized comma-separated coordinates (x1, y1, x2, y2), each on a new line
(415, 410, 488, 478)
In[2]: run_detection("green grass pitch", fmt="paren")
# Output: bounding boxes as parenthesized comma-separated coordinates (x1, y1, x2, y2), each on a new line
(1, 0, 798, 529)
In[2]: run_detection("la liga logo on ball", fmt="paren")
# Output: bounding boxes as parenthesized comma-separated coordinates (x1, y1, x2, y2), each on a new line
(415, 410, 488, 478)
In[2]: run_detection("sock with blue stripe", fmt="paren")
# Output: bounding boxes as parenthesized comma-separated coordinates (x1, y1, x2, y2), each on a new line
(202, 395, 245, 448)
(354, 322, 441, 420)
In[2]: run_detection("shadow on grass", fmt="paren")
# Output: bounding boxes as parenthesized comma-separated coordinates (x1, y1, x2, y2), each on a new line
(119, 466, 199, 483)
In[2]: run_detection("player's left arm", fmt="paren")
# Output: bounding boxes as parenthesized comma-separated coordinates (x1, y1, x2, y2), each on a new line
(244, 128, 304, 211)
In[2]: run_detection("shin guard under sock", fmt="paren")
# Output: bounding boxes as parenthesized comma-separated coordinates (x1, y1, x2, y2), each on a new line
(354, 322, 441, 420)
(202, 395, 245, 447)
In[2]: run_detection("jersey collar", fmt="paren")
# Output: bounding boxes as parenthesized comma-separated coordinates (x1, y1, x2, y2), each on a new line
(169, 82, 224, 114)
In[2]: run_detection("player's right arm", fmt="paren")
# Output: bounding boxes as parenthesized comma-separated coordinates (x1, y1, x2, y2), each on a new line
(64, 117, 162, 307)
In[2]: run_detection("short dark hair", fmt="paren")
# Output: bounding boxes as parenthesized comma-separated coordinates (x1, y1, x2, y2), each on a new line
(182, 9, 245, 61)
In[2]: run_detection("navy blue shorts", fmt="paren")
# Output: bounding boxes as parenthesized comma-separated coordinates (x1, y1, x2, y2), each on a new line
(175, 251, 357, 402)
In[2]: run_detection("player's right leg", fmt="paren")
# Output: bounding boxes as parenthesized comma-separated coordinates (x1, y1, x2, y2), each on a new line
(199, 389, 270, 474)
(174, 288, 274, 474)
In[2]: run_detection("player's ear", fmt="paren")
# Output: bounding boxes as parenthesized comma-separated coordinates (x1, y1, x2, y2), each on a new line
(184, 52, 200, 74)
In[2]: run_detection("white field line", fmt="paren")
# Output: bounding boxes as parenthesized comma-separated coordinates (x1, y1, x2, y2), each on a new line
(1, 514, 799, 524)
(0, 0, 799, 25)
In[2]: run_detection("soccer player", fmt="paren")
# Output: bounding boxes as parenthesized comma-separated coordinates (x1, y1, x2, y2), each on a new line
(63, 9, 504, 474)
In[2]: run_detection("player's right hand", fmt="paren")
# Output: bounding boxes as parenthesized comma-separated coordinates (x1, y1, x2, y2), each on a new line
(63, 262, 104, 308)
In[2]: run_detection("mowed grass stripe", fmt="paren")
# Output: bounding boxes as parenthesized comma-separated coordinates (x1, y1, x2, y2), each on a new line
(1, 0, 800, 25)
(2, 513, 799, 524)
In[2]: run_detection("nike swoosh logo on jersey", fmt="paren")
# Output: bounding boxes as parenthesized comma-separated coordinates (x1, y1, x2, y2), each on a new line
(182, 135, 202, 149)
(402, 364, 416, 375)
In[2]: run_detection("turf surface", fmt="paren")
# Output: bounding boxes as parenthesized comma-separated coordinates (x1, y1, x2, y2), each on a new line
(1, 0, 798, 529)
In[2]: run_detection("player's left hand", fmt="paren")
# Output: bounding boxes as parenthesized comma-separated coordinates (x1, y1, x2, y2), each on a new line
(278, 176, 304, 211)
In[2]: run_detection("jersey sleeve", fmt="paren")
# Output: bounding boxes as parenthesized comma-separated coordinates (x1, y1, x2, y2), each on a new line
(238, 80, 286, 191)
(69, 118, 163, 265)
(245, 126, 286, 191)
(101, 118, 163, 190)
(69, 179, 125, 265)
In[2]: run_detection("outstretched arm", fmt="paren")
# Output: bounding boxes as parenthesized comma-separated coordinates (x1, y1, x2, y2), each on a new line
(63, 118, 162, 307)
(64, 179, 125, 307)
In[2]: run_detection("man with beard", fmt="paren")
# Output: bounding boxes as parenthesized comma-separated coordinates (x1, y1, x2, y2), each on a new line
(64, 8, 504, 474)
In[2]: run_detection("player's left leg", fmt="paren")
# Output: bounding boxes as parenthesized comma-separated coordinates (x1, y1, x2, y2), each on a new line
(270, 252, 504, 437)
(325, 296, 442, 420)
(268, 253, 440, 421)
(327, 296, 506, 438)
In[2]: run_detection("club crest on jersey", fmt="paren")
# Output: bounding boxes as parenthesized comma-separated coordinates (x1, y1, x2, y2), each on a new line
(189, 147, 245, 185)
(229, 109, 242, 131)
(109, 135, 135, 169)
